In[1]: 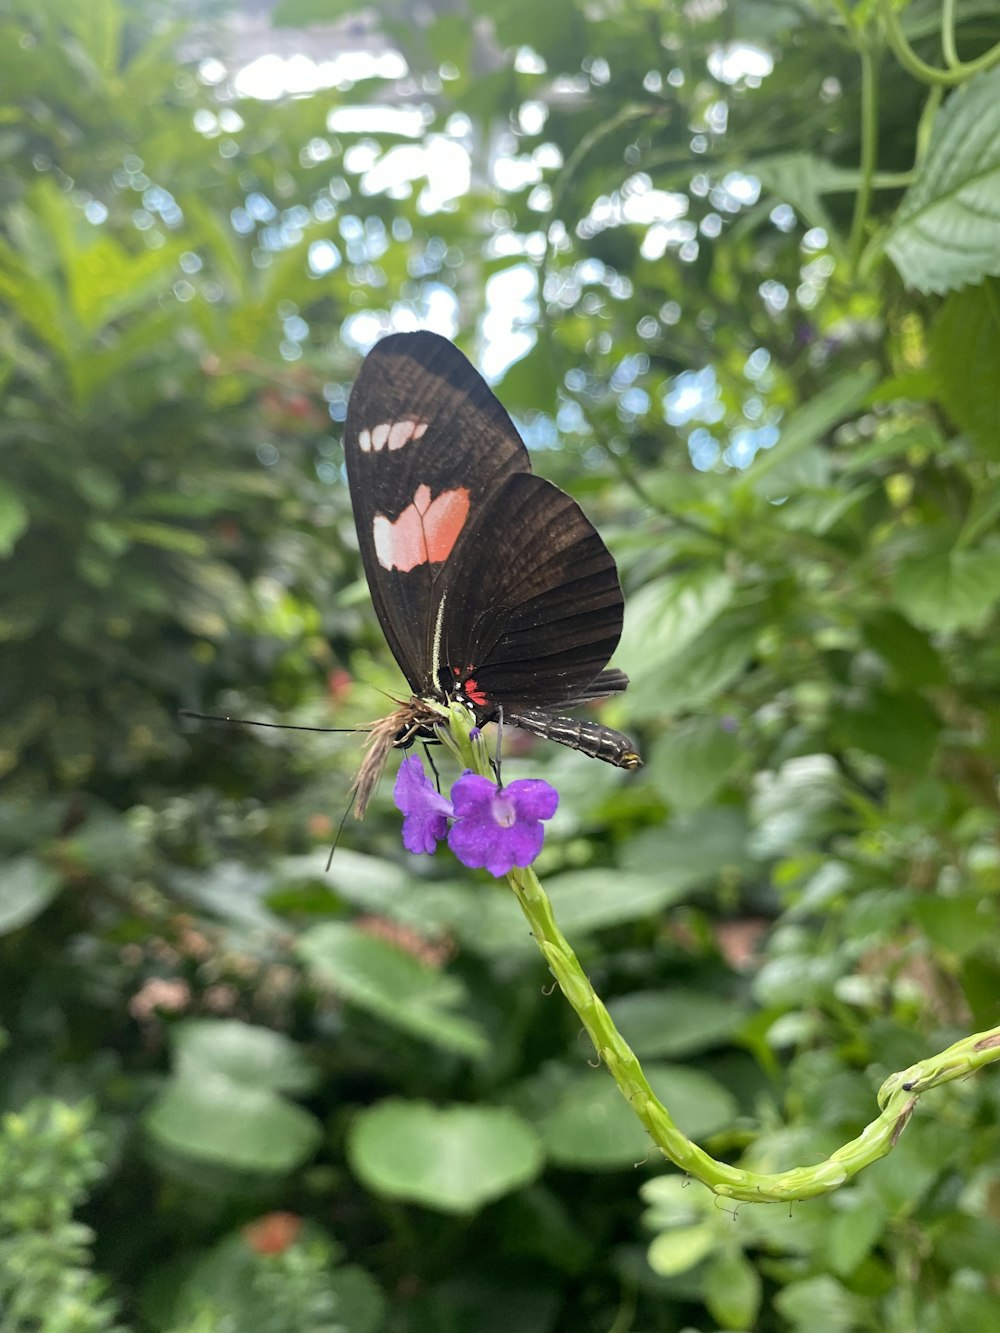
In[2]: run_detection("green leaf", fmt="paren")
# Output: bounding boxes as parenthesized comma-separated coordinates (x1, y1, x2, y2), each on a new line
(646, 1222, 717, 1277)
(862, 610, 946, 687)
(328, 1265, 388, 1333)
(647, 717, 741, 809)
(173, 1020, 318, 1095)
(0, 484, 28, 556)
(832, 688, 940, 772)
(628, 613, 759, 718)
(930, 284, 1000, 456)
(543, 868, 699, 932)
(773, 1275, 866, 1333)
(892, 547, 1000, 632)
(886, 66, 1000, 293)
(168, 862, 281, 932)
(827, 1191, 889, 1275)
(113, 520, 209, 556)
(527, 1065, 737, 1170)
(746, 367, 879, 493)
(297, 922, 490, 1059)
(347, 1101, 543, 1213)
(624, 807, 752, 883)
(750, 755, 842, 857)
(912, 894, 1000, 957)
(704, 1248, 763, 1329)
(0, 856, 60, 934)
(145, 1071, 321, 1174)
(752, 151, 860, 241)
(608, 988, 745, 1059)
(617, 568, 734, 688)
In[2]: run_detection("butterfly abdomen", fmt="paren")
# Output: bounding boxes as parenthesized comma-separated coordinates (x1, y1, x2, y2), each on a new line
(509, 708, 641, 770)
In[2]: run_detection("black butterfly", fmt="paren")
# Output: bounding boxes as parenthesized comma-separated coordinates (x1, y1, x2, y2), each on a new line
(344, 331, 640, 813)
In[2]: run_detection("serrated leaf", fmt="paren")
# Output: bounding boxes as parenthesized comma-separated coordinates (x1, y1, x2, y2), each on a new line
(297, 922, 489, 1059)
(886, 66, 1000, 293)
(347, 1100, 543, 1212)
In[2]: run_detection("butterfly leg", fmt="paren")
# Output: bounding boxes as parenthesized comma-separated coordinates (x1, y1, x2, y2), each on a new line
(490, 705, 504, 786)
(422, 740, 443, 794)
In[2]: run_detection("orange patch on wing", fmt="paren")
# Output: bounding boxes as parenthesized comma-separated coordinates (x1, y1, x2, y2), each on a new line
(373, 484, 470, 572)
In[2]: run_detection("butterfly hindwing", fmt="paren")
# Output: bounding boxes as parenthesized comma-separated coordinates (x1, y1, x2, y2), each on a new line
(438, 473, 624, 708)
(344, 331, 625, 717)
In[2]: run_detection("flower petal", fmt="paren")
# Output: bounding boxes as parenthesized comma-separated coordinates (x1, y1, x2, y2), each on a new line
(500, 819, 545, 870)
(506, 778, 559, 822)
(446, 771, 559, 876)
(394, 756, 453, 856)
(446, 816, 490, 870)
(450, 771, 497, 817)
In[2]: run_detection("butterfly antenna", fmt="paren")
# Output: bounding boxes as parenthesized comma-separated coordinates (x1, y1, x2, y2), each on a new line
(179, 709, 360, 735)
(325, 786, 359, 871)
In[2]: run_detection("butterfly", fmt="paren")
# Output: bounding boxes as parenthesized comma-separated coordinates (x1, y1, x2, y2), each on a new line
(345, 331, 640, 815)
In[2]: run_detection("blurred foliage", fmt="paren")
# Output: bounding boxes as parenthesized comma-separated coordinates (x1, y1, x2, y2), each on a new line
(2, 0, 1000, 1329)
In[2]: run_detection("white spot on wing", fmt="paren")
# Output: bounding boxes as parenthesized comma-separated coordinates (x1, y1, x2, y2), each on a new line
(373, 514, 392, 568)
(360, 418, 430, 453)
(387, 420, 414, 450)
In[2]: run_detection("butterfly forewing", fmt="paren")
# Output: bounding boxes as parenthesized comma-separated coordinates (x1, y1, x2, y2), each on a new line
(344, 330, 629, 730)
(344, 331, 529, 692)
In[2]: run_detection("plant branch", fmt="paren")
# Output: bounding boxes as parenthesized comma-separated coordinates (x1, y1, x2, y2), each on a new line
(444, 704, 1000, 1204)
(878, 0, 1000, 85)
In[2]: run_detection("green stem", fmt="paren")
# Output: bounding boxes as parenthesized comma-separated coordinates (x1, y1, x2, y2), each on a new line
(848, 39, 880, 276)
(941, 0, 960, 69)
(444, 707, 1000, 1204)
(878, 0, 1000, 85)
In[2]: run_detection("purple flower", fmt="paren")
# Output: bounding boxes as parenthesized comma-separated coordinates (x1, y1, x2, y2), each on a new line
(447, 772, 559, 877)
(393, 756, 453, 854)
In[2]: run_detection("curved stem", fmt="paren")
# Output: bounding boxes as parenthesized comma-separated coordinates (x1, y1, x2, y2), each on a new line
(878, 0, 1000, 85)
(915, 83, 945, 165)
(941, 0, 960, 70)
(443, 706, 1000, 1204)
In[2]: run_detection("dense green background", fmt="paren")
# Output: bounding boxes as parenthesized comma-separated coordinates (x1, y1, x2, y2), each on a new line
(2, 0, 1000, 1329)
